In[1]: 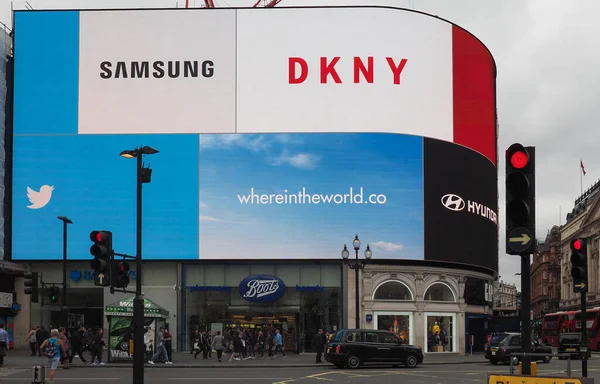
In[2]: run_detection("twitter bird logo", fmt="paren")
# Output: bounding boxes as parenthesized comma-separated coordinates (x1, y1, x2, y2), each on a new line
(27, 185, 54, 209)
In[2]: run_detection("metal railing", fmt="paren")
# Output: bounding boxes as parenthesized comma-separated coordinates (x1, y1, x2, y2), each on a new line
(508, 352, 589, 377)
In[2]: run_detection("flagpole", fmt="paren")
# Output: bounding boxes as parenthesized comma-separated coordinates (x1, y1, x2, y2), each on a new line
(581, 159, 583, 194)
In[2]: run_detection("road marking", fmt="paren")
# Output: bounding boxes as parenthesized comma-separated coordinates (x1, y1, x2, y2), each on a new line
(167, 379, 293, 381)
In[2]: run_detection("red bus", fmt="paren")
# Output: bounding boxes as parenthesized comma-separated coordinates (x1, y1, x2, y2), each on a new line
(541, 311, 576, 347)
(573, 307, 600, 350)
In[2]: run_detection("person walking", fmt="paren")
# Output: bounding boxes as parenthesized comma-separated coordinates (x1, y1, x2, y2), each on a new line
(25, 325, 39, 356)
(39, 329, 64, 384)
(90, 328, 106, 365)
(273, 329, 286, 358)
(148, 326, 170, 364)
(312, 329, 326, 363)
(211, 331, 225, 362)
(164, 329, 173, 363)
(69, 326, 88, 364)
(0, 323, 8, 367)
(58, 328, 71, 369)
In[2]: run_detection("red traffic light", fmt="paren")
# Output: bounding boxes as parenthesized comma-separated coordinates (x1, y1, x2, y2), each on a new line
(90, 230, 110, 243)
(119, 263, 130, 273)
(510, 151, 529, 169)
(572, 239, 583, 251)
(507, 143, 530, 169)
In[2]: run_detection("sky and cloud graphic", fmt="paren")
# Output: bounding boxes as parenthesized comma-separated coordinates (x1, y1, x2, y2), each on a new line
(198, 133, 424, 260)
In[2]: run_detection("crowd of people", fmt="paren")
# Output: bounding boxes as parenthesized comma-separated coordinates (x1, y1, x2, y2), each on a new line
(188, 326, 328, 363)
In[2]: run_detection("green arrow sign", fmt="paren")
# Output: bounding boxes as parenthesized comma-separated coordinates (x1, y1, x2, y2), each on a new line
(509, 233, 531, 245)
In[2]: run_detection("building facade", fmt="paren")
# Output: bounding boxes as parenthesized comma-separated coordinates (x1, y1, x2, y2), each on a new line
(492, 281, 518, 316)
(346, 261, 494, 354)
(560, 180, 600, 310)
(531, 226, 561, 319)
(11, 258, 496, 355)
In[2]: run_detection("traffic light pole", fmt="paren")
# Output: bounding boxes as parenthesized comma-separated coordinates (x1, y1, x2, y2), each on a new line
(581, 290, 588, 377)
(133, 152, 145, 384)
(520, 254, 532, 375)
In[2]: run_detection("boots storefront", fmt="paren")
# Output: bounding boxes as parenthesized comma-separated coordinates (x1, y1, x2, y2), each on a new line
(182, 262, 343, 353)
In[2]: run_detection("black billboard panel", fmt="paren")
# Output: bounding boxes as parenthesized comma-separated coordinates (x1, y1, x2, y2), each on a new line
(423, 138, 498, 273)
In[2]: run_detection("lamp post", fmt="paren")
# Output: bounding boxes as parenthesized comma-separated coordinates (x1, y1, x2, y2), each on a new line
(342, 234, 372, 329)
(57, 216, 73, 328)
(120, 145, 159, 384)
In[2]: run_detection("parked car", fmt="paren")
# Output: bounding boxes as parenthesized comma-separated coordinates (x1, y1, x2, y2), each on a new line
(558, 333, 591, 360)
(325, 329, 424, 369)
(484, 333, 552, 365)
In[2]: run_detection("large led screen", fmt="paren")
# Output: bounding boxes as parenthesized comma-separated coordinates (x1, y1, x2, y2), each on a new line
(10, 7, 498, 272)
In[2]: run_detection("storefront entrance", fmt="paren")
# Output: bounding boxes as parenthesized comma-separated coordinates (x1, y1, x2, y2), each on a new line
(183, 263, 343, 353)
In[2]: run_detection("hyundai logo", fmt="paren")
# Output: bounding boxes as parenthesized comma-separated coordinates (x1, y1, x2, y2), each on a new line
(441, 194, 465, 211)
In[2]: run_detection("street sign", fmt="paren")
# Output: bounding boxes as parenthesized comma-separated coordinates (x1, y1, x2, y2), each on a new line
(94, 272, 110, 287)
(507, 227, 533, 253)
(488, 374, 593, 384)
(575, 282, 587, 293)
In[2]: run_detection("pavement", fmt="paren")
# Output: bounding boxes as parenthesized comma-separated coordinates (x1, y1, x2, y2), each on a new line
(0, 348, 489, 369)
(1, 357, 599, 383)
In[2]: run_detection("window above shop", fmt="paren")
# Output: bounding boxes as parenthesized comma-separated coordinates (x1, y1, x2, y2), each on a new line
(373, 281, 413, 301)
(424, 283, 455, 302)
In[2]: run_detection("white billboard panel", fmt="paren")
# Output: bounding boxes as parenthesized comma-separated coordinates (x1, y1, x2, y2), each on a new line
(236, 7, 453, 139)
(78, 10, 237, 134)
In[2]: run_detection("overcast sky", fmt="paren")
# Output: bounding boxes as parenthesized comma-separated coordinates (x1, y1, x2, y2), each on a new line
(3, 0, 597, 290)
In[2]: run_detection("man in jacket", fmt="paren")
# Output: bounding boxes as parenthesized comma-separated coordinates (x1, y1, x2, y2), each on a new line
(312, 329, 326, 363)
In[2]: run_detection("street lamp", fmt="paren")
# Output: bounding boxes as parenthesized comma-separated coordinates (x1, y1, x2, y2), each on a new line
(120, 145, 159, 384)
(57, 216, 73, 328)
(342, 234, 372, 329)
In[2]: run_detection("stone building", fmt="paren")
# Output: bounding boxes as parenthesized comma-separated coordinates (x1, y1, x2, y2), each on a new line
(531, 226, 561, 319)
(560, 180, 600, 310)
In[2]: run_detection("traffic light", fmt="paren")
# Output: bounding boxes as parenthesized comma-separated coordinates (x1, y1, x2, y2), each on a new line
(570, 238, 588, 293)
(114, 262, 130, 289)
(90, 230, 113, 286)
(48, 287, 59, 303)
(505, 143, 536, 255)
(23, 272, 39, 303)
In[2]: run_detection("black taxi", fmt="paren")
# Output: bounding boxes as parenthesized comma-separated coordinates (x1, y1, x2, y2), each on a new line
(325, 329, 424, 369)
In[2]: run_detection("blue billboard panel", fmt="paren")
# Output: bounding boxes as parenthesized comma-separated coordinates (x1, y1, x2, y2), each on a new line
(12, 134, 199, 260)
(11, 133, 423, 261)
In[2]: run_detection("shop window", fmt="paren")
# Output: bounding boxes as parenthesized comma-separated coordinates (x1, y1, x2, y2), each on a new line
(424, 283, 455, 302)
(426, 314, 454, 353)
(373, 281, 413, 300)
(376, 314, 411, 344)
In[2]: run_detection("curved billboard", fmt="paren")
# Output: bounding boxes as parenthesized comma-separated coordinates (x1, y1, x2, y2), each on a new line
(9, 6, 498, 273)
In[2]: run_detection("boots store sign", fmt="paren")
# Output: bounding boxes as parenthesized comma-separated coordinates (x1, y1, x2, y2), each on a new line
(239, 275, 285, 303)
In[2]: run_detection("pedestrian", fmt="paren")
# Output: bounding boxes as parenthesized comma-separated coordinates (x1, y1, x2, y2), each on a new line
(36, 325, 48, 356)
(211, 331, 225, 362)
(69, 326, 88, 364)
(273, 329, 286, 358)
(148, 326, 170, 364)
(58, 327, 71, 369)
(312, 329, 326, 363)
(90, 328, 106, 365)
(39, 329, 64, 384)
(0, 323, 8, 367)
(25, 324, 39, 356)
(164, 329, 173, 363)
(228, 332, 243, 362)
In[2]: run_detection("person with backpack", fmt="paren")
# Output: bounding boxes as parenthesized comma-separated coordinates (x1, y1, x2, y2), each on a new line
(39, 329, 64, 384)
